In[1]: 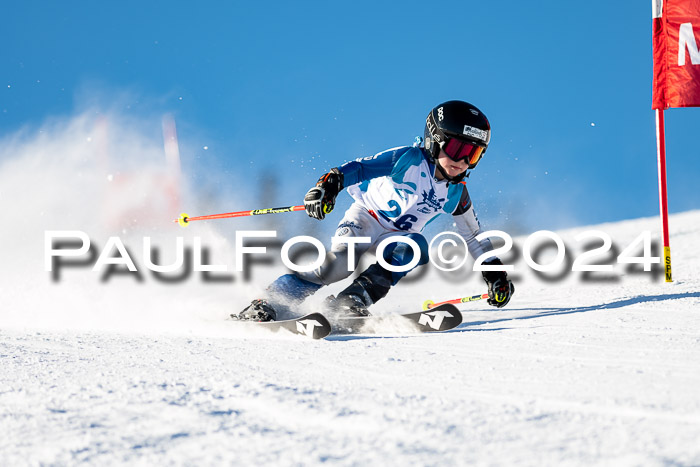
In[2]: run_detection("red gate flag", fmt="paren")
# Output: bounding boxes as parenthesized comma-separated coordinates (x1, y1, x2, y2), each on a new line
(653, 0, 700, 108)
(650, 0, 700, 282)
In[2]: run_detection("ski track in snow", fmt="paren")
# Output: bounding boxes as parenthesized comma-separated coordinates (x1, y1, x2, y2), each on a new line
(2, 210, 700, 465)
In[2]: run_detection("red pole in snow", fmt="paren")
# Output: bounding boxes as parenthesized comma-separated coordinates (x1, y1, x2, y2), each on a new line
(655, 108, 673, 282)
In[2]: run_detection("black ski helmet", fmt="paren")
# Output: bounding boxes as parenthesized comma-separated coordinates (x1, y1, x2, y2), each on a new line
(424, 100, 491, 171)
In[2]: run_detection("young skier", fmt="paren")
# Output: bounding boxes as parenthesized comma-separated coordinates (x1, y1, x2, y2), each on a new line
(236, 100, 514, 321)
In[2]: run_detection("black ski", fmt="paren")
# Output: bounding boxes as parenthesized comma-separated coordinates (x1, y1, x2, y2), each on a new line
(332, 304, 463, 334)
(231, 312, 332, 340)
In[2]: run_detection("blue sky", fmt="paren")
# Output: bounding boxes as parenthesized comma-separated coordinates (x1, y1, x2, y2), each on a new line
(2, 0, 699, 233)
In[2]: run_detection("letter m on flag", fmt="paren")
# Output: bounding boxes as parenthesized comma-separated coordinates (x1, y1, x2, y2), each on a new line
(653, 0, 700, 108)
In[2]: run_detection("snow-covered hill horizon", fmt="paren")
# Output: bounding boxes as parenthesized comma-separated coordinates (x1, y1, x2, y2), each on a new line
(1, 208, 699, 466)
(1, 112, 698, 465)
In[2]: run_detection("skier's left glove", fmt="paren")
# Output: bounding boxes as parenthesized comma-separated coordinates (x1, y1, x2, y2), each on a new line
(481, 258, 515, 308)
(304, 168, 344, 220)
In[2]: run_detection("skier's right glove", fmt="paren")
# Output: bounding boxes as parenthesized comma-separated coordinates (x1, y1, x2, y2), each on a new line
(304, 168, 344, 220)
(481, 258, 515, 308)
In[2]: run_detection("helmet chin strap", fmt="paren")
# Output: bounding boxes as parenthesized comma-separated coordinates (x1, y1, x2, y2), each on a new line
(434, 157, 467, 184)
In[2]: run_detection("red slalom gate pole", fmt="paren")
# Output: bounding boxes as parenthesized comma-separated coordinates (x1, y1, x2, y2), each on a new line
(422, 293, 489, 311)
(174, 205, 305, 226)
(655, 109, 673, 282)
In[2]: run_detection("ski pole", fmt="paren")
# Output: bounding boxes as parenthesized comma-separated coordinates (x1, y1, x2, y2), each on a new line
(174, 205, 305, 227)
(422, 293, 489, 310)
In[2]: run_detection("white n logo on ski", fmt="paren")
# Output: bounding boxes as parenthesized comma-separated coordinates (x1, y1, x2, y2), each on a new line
(296, 319, 323, 336)
(417, 310, 454, 330)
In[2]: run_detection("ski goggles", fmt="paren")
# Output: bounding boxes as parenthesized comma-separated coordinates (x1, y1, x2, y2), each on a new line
(441, 138, 485, 167)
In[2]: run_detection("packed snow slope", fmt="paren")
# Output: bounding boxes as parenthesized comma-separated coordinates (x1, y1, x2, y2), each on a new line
(1, 117, 699, 465)
(1, 209, 699, 466)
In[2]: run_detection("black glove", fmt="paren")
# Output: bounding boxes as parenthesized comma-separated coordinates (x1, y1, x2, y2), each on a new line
(304, 168, 344, 220)
(481, 258, 515, 308)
